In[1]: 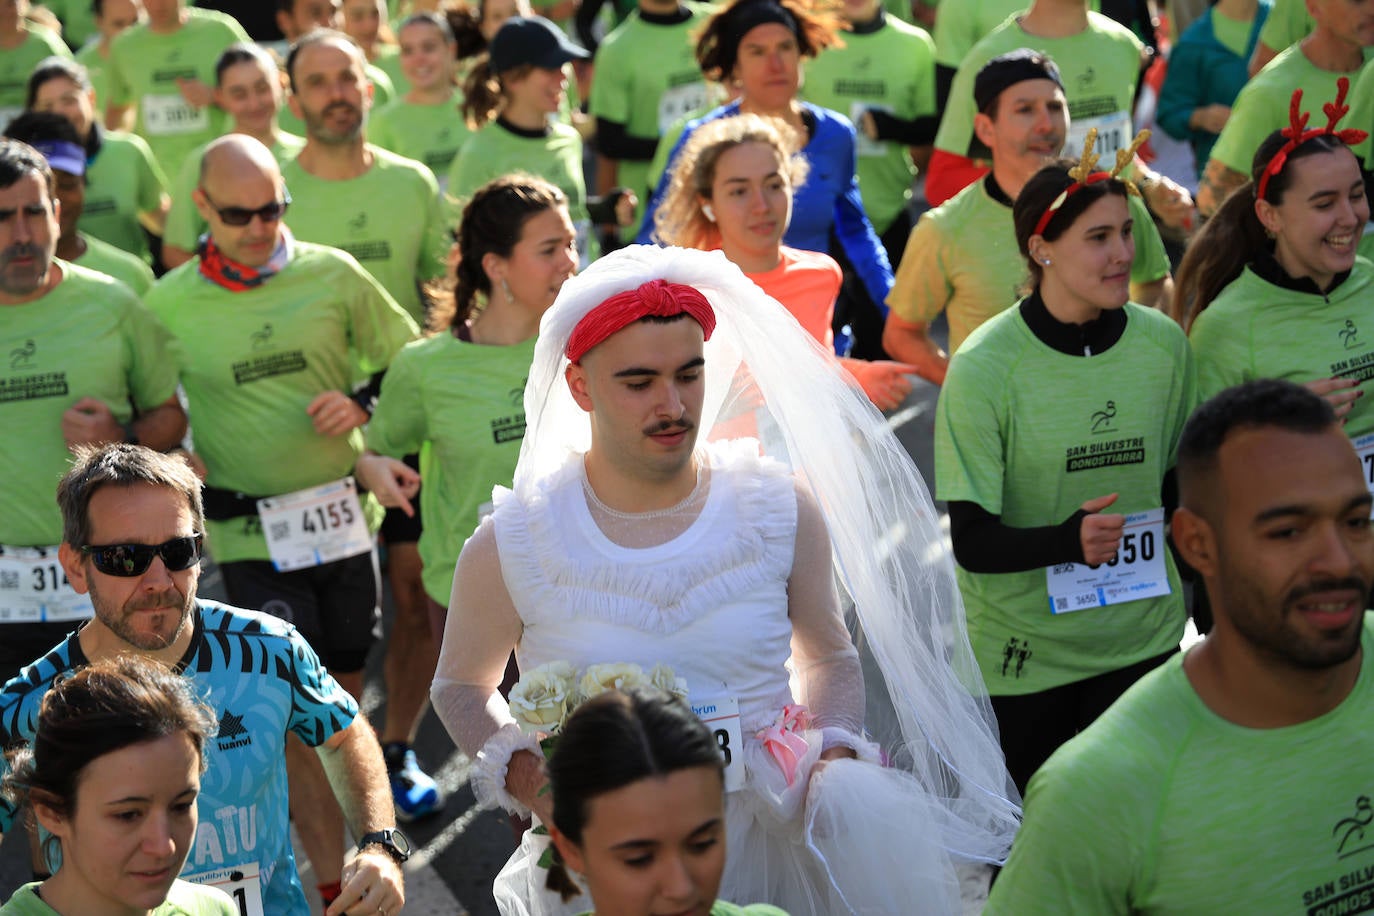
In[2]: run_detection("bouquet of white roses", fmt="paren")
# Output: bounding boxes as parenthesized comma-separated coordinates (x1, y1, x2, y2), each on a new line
(508, 660, 689, 738)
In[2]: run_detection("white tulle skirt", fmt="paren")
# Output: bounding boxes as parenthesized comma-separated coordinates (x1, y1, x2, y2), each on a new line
(493, 730, 963, 916)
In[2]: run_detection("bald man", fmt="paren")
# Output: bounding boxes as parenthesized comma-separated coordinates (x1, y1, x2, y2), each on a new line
(143, 134, 418, 911)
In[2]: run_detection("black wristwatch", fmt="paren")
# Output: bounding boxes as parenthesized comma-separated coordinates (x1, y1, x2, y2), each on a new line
(356, 828, 413, 864)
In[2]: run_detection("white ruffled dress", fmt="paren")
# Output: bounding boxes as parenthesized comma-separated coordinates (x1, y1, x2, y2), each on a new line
(481, 441, 963, 915)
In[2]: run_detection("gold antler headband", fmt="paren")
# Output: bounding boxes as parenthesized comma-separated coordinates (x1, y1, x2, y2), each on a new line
(1033, 127, 1151, 237)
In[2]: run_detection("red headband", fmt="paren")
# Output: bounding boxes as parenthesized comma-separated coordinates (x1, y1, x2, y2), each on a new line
(1256, 77, 1368, 202)
(565, 279, 717, 363)
(1032, 171, 1111, 237)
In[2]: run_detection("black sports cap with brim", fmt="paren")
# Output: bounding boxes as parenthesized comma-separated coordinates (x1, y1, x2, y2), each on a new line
(974, 49, 1065, 113)
(490, 16, 591, 72)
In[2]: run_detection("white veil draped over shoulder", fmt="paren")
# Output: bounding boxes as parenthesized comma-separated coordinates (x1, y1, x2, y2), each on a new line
(517, 245, 1020, 867)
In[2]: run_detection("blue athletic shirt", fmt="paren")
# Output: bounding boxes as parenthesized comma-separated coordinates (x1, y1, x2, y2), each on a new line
(0, 601, 359, 916)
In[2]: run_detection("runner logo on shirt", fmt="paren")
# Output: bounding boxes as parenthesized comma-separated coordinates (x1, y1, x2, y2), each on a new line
(1091, 400, 1117, 433)
(9, 339, 34, 370)
(1342, 319, 1361, 350)
(999, 637, 1032, 678)
(251, 323, 273, 351)
(1335, 795, 1374, 858)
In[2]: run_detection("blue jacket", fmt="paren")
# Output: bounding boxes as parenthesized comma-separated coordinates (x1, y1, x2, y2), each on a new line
(1157, 2, 1271, 175)
(637, 100, 893, 309)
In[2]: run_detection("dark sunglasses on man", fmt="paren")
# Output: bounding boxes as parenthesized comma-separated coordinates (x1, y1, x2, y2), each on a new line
(199, 189, 292, 226)
(80, 535, 204, 577)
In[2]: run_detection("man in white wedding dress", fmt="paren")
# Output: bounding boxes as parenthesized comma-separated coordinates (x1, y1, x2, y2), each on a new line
(429, 245, 1020, 916)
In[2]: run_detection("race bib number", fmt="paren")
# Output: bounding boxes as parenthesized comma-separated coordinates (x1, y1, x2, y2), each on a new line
(658, 81, 708, 134)
(691, 693, 744, 793)
(1352, 432, 1374, 500)
(850, 101, 890, 158)
(1046, 508, 1170, 613)
(141, 93, 209, 136)
(184, 863, 263, 916)
(257, 478, 372, 572)
(1066, 110, 1132, 162)
(0, 546, 93, 624)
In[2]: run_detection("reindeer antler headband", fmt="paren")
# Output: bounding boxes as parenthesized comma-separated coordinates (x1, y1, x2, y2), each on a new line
(1256, 77, 1368, 202)
(1031, 127, 1151, 238)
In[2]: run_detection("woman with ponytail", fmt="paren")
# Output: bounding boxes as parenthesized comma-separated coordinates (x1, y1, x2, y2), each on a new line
(355, 174, 577, 642)
(545, 687, 787, 916)
(1180, 79, 1373, 438)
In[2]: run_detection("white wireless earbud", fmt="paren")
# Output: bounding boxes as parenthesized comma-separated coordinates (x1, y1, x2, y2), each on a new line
(702, 203, 716, 223)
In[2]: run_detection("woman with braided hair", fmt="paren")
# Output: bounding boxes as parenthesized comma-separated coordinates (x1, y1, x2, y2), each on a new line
(935, 128, 1196, 793)
(1180, 78, 1373, 444)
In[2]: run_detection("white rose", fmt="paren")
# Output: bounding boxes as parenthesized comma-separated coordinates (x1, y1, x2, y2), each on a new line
(508, 661, 576, 734)
(577, 662, 648, 702)
(649, 663, 689, 700)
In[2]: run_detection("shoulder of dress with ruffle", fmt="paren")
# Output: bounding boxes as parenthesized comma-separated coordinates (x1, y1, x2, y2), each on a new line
(491, 439, 798, 634)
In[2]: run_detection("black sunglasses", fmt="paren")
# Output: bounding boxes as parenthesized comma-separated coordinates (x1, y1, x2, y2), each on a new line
(200, 189, 291, 227)
(80, 535, 204, 577)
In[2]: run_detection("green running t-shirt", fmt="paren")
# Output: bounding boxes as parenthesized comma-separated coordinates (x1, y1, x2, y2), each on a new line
(985, 615, 1374, 915)
(1257, 0, 1313, 55)
(0, 26, 70, 127)
(1208, 44, 1373, 175)
(0, 261, 179, 546)
(935, 302, 1193, 694)
(145, 241, 418, 562)
(1190, 259, 1374, 440)
(74, 232, 156, 295)
(935, 12, 1142, 166)
(80, 130, 168, 263)
(105, 8, 250, 177)
(588, 5, 709, 235)
(368, 96, 470, 191)
(281, 145, 446, 325)
(367, 333, 536, 604)
(801, 15, 937, 232)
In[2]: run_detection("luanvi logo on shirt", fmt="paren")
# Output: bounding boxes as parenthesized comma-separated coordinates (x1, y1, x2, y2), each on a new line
(1091, 400, 1117, 433)
(1000, 637, 1031, 678)
(1335, 795, 1374, 859)
(8, 339, 35, 370)
(1341, 319, 1361, 350)
(216, 709, 253, 750)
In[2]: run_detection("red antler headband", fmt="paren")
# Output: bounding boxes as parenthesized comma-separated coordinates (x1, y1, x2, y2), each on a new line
(565, 279, 717, 363)
(1032, 127, 1150, 238)
(1256, 77, 1369, 202)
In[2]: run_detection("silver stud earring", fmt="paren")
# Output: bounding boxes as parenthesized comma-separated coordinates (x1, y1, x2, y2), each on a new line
(702, 203, 716, 223)
(1042, 257, 1052, 265)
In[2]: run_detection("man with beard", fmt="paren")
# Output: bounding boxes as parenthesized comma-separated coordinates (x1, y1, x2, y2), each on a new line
(143, 133, 419, 912)
(0, 137, 182, 685)
(281, 27, 449, 829)
(0, 444, 408, 916)
(986, 378, 1374, 913)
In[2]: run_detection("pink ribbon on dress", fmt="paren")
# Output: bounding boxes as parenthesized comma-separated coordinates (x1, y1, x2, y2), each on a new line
(759, 704, 812, 787)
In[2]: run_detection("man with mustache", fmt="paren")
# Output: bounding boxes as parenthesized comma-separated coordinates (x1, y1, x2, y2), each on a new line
(986, 378, 1374, 913)
(0, 136, 183, 687)
(280, 26, 450, 830)
(0, 444, 407, 916)
(431, 248, 1022, 914)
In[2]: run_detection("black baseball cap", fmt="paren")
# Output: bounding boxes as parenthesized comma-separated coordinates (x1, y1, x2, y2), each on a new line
(490, 16, 590, 72)
(974, 49, 1065, 113)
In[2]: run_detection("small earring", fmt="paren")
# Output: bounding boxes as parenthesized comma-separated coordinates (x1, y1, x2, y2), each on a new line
(1041, 257, 1052, 265)
(500, 276, 515, 303)
(702, 203, 716, 223)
